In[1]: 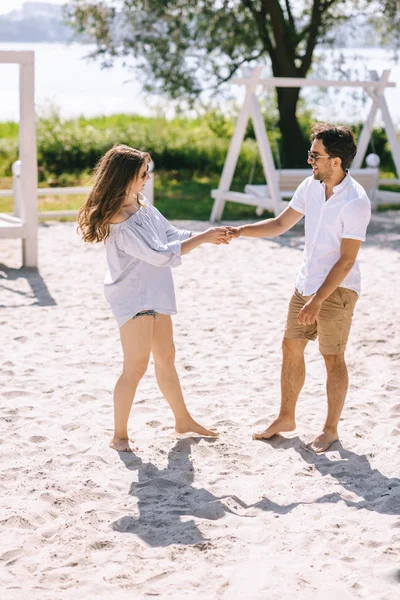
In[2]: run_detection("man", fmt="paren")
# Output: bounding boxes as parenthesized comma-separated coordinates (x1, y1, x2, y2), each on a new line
(229, 123, 371, 452)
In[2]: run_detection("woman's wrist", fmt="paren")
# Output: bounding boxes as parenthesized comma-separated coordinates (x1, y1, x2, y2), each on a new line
(200, 230, 210, 243)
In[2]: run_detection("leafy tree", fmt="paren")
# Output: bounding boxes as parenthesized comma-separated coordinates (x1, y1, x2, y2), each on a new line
(66, 1, 399, 167)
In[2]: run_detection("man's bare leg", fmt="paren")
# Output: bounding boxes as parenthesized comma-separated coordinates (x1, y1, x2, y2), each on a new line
(309, 352, 347, 452)
(253, 338, 308, 440)
(110, 316, 154, 452)
(152, 315, 218, 437)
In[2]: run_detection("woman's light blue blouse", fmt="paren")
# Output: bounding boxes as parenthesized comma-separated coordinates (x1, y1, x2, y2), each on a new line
(104, 197, 191, 327)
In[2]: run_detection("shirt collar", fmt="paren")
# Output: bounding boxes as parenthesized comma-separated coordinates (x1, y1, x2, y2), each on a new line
(320, 171, 351, 194)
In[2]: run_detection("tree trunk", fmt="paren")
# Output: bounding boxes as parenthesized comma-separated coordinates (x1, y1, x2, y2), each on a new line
(276, 87, 309, 168)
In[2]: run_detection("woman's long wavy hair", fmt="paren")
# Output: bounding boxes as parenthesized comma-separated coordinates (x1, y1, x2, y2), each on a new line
(77, 145, 151, 243)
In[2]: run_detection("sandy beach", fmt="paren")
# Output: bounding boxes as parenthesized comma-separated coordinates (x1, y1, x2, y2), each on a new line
(1, 211, 399, 599)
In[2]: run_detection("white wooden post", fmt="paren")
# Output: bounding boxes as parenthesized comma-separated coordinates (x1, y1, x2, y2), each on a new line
(352, 72, 383, 168)
(210, 67, 262, 222)
(12, 160, 23, 218)
(249, 94, 281, 215)
(20, 57, 38, 267)
(379, 90, 400, 179)
(353, 70, 390, 169)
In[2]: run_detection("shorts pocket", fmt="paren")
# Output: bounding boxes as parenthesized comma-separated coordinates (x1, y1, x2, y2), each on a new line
(338, 288, 358, 314)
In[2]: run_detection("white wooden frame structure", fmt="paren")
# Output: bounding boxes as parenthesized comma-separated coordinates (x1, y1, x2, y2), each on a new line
(0, 51, 38, 266)
(210, 68, 400, 221)
(0, 162, 155, 220)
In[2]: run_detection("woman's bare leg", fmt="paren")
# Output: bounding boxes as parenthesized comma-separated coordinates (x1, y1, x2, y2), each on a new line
(152, 315, 217, 437)
(110, 316, 154, 452)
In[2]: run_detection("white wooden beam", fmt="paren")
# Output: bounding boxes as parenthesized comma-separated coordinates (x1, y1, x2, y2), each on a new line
(352, 71, 389, 169)
(0, 51, 33, 65)
(249, 94, 281, 215)
(19, 56, 38, 267)
(379, 89, 400, 179)
(232, 76, 395, 90)
(210, 67, 263, 222)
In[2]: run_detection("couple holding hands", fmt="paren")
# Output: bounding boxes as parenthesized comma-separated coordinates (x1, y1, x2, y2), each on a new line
(78, 122, 371, 454)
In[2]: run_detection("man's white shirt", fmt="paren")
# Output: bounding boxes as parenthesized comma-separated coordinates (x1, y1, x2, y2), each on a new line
(288, 173, 371, 296)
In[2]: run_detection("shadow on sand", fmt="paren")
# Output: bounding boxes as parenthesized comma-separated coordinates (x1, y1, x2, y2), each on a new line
(261, 434, 400, 516)
(110, 433, 399, 547)
(0, 263, 56, 307)
(111, 437, 303, 547)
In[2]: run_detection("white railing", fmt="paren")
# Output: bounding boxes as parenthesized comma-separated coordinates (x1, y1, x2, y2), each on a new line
(0, 160, 155, 219)
(0, 160, 399, 221)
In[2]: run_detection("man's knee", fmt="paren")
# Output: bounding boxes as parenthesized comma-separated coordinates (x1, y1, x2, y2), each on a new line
(322, 352, 346, 371)
(282, 337, 307, 357)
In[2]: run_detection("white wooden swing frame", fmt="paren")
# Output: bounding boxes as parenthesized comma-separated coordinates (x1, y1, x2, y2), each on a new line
(210, 67, 400, 221)
(0, 51, 38, 267)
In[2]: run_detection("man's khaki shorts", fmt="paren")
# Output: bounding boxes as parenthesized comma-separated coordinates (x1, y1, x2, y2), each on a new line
(284, 287, 358, 355)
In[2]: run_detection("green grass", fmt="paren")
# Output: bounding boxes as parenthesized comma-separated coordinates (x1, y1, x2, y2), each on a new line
(1, 168, 399, 219)
(0, 171, 273, 220)
(0, 121, 19, 139)
(154, 171, 272, 220)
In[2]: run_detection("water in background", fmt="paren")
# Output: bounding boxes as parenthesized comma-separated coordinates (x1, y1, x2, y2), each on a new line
(0, 42, 399, 125)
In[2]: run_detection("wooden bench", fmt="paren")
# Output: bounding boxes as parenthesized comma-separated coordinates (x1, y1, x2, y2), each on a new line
(211, 168, 379, 218)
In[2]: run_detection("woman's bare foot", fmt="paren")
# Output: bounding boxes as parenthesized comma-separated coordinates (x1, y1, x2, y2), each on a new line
(175, 417, 218, 437)
(110, 437, 136, 452)
(252, 416, 296, 440)
(308, 430, 338, 453)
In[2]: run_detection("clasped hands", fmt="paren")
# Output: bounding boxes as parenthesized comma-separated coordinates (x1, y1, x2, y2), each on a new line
(204, 226, 242, 245)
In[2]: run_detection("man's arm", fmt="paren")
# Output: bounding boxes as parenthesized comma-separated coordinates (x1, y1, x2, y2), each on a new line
(297, 238, 362, 325)
(229, 206, 304, 238)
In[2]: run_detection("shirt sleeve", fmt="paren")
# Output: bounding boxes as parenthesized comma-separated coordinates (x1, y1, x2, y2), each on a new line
(288, 178, 307, 214)
(341, 196, 371, 242)
(117, 227, 182, 268)
(150, 204, 192, 242)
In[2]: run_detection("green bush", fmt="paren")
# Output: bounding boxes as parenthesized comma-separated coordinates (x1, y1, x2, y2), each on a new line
(0, 138, 18, 177)
(0, 109, 398, 180)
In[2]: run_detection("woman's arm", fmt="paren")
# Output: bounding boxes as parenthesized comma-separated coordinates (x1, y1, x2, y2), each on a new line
(181, 227, 231, 255)
(150, 203, 192, 243)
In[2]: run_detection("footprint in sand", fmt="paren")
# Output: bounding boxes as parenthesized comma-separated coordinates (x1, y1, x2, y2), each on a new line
(0, 548, 27, 564)
(61, 423, 89, 432)
(39, 526, 59, 540)
(382, 383, 397, 391)
(2, 390, 30, 398)
(89, 540, 115, 551)
(0, 516, 35, 530)
(146, 420, 162, 428)
(29, 435, 48, 443)
(78, 393, 96, 403)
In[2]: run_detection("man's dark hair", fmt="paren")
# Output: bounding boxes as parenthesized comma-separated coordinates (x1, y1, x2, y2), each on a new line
(310, 123, 357, 172)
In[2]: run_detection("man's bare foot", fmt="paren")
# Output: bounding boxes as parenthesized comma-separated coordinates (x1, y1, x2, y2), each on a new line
(308, 430, 338, 453)
(175, 418, 218, 437)
(110, 437, 135, 452)
(252, 416, 296, 440)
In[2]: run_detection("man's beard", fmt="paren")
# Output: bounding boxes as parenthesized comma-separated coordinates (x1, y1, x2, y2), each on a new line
(313, 167, 331, 183)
